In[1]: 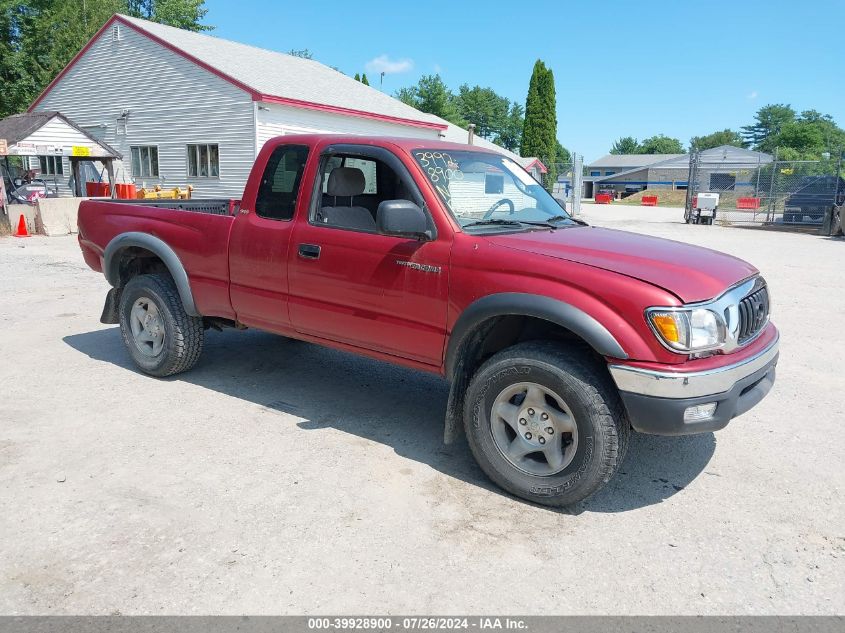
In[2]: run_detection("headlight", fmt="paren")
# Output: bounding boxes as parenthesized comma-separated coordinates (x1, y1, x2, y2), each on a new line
(647, 307, 725, 353)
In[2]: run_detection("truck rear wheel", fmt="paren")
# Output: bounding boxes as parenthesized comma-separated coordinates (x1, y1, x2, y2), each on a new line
(118, 273, 204, 377)
(463, 342, 629, 507)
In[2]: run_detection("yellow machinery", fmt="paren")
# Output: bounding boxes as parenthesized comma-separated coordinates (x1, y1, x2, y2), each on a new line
(136, 185, 193, 200)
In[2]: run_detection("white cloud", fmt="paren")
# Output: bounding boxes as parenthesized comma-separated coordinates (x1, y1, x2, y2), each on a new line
(747, 90, 758, 100)
(365, 54, 414, 75)
(433, 63, 442, 73)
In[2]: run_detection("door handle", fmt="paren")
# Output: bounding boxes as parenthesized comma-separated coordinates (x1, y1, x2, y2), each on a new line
(298, 243, 321, 260)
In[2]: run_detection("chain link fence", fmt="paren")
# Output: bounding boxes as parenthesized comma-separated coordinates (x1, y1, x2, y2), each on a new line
(685, 150, 844, 227)
(550, 155, 583, 217)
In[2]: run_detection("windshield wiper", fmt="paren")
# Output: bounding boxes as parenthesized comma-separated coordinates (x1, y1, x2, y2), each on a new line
(539, 214, 589, 226)
(462, 219, 528, 229)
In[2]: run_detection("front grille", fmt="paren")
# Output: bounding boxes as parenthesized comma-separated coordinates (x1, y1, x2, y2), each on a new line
(738, 284, 769, 343)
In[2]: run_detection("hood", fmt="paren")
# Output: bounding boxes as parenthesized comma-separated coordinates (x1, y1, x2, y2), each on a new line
(487, 227, 757, 303)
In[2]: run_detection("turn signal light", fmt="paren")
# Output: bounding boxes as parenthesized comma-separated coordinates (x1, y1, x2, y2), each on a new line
(651, 313, 681, 344)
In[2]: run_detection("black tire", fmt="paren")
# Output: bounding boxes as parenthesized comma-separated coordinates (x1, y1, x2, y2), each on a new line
(463, 342, 629, 507)
(118, 273, 204, 377)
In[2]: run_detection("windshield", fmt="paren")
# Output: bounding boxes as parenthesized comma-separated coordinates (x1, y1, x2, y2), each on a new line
(412, 149, 576, 231)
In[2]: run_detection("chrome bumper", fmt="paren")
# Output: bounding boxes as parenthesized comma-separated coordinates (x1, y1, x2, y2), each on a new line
(608, 333, 780, 399)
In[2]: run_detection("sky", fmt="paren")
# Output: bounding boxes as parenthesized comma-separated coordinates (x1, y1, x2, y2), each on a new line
(203, 0, 845, 162)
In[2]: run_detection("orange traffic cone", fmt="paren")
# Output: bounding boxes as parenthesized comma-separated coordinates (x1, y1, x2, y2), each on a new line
(13, 214, 30, 238)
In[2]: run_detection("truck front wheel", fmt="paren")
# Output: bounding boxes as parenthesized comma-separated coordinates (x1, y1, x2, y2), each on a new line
(118, 273, 204, 377)
(464, 342, 629, 507)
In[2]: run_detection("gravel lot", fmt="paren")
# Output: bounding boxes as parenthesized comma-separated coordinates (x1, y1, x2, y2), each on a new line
(0, 204, 843, 615)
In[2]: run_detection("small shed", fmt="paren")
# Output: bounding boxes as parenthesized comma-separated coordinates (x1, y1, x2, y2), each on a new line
(0, 111, 121, 197)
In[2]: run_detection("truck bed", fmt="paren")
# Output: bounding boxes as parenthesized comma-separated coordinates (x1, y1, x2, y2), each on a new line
(77, 197, 238, 319)
(93, 198, 238, 216)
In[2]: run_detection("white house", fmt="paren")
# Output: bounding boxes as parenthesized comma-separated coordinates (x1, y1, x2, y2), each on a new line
(29, 14, 526, 198)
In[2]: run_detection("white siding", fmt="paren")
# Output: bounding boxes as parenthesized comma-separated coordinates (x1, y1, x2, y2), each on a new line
(255, 101, 440, 151)
(448, 173, 529, 218)
(34, 23, 255, 198)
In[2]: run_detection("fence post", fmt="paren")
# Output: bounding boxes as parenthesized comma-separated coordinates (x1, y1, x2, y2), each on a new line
(571, 153, 582, 217)
(766, 147, 778, 223)
(684, 151, 698, 214)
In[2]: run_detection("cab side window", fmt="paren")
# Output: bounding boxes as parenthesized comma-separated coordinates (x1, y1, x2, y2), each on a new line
(314, 153, 421, 233)
(255, 145, 309, 221)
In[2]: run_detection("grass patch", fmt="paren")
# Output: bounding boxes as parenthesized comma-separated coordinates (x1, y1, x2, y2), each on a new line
(618, 189, 688, 208)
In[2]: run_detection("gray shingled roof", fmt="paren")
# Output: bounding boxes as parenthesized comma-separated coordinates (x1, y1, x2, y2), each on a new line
(0, 110, 121, 157)
(588, 153, 686, 169)
(0, 111, 58, 145)
(591, 145, 773, 182)
(116, 15, 518, 158)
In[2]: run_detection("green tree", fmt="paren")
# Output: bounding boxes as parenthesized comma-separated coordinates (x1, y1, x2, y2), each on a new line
(757, 111, 845, 160)
(493, 101, 523, 153)
(287, 48, 313, 59)
(394, 86, 417, 107)
(521, 60, 557, 190)
(393, 74, 464, 126)
(689, 129, 746, 151)
(132, 0, 210, 31)
(1, 0, 210, 117)
(360, 73, 369, 86)
(455, 84, 509, 140)
(353, 73, 360, 81)
(610, 136, 639, 154)
(555, 140, 571, 164)
(741, 104, 796, 152)
(638, 134, 684, 154)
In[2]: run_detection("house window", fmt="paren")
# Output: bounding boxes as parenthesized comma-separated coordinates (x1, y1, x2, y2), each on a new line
(38, 155, 63, 176)
(485, 173, 504, 194)
(130, 146, 159, 178)
(187, 144, 219, 178)
(605, 171, 616, 176)
(590, 170, 600, 177)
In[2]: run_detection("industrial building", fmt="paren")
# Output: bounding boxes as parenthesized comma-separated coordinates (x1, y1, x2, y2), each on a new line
(584, 146, 773, 198)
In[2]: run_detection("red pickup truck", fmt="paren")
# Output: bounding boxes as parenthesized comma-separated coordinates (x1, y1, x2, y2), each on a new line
(78, 134, 779, 507)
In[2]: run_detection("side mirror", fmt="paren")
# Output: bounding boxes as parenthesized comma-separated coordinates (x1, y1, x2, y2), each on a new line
(377, 200, 430, 240)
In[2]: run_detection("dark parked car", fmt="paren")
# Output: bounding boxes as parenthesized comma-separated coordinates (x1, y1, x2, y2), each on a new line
(783, 175, 845, 224)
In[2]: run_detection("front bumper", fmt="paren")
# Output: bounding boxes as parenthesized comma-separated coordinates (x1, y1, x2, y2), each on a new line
(608, 333, 779, 435)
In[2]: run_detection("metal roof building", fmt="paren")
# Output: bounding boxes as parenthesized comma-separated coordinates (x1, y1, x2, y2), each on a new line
(583, 146, 773, 197)
(29, 14, 524, 197)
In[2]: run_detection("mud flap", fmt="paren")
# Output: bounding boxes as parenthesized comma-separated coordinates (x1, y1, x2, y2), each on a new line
(100, 287, 121, 324)
(443, 358, 470, 445)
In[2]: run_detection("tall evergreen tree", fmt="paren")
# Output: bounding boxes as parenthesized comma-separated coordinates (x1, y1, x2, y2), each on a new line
(360, 73, 369, 86)
(354, 73, 360, 81)
(521, 60, 557, 190)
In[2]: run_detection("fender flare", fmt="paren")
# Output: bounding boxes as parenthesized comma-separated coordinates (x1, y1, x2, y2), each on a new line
(103, 232, 200, 317)
(445, 292, 627, 380)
